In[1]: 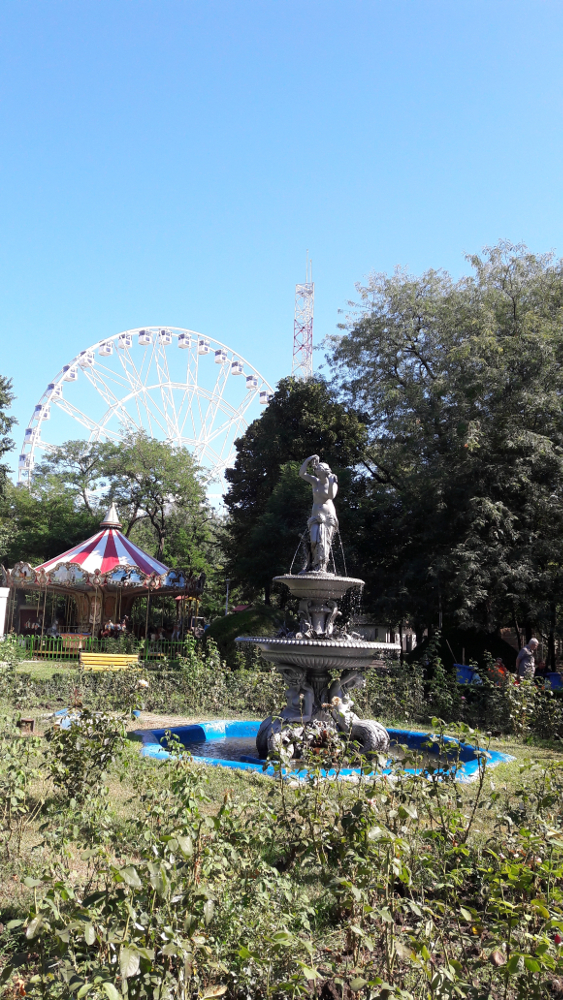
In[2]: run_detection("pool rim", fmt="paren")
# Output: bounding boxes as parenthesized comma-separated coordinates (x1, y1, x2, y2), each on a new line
(131, 718, 515, 783)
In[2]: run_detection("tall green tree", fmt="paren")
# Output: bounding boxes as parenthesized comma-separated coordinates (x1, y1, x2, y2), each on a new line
(3, 479, 99, 566)
(224, 376, 368, 600)
(8, 432, 212, 573)
(0, 376, 16, 479)
(102, 431, 209, 562)
(328, 241, 563, 653)
(33, 440, 110, 515)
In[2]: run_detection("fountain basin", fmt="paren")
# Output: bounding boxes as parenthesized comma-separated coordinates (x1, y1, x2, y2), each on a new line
(131, 719, 515, 783)
(274, 573, 364, 601)
(236, 636, 399, 672)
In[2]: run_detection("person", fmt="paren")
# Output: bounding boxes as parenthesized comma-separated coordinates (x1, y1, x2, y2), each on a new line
(299, 454, 339, 573)
(488, 657, 508, 686)
(516, 638, 539, 680)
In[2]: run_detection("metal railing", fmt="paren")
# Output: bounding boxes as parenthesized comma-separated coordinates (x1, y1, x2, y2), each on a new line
(23, 635, 194, 663)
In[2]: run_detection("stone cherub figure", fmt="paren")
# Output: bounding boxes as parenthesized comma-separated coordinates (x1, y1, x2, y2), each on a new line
(256, 666, 315, 757)
(299, 454, 339, 573)
(327, 669, 390, 752)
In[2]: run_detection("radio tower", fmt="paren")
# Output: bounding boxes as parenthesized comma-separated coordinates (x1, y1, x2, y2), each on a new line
(292, 254, 314, 379)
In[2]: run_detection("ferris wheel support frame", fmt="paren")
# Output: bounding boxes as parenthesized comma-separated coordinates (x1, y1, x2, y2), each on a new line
(18, 327, 273, 488)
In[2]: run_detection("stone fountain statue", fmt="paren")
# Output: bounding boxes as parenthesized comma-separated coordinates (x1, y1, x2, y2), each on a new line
(299, 454, 339, 572)
(237, 456, 396, 761)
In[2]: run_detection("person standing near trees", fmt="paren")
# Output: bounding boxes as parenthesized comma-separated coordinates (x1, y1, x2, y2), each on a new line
(516, 638, 539, 680)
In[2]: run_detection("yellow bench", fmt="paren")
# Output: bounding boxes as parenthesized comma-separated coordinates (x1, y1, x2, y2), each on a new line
(79, 652, 139, 672)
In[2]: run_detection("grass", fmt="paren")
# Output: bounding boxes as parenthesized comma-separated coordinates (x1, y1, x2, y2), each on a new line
(15, 660, 76, 680)
(3, 639, 563, 999)
(1, 710, 563, 998)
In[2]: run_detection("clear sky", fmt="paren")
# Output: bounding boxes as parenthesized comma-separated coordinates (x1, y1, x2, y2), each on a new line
(1, 0, 563, 474)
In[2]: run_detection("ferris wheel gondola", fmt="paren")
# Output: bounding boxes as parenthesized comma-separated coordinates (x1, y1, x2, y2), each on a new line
(19, 326, 274, 489)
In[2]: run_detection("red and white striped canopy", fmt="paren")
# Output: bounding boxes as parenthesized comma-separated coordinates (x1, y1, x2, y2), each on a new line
(35, 504, 168, 578)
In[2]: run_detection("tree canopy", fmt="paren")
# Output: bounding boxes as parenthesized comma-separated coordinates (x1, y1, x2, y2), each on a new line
(0, 375, 16, 559)
(223, 376, 368, 600)
(0, 376, 16, 476)
(6, 431, 210, 565)
(102, 432, 208, 562)
(327, 241, 563, 653)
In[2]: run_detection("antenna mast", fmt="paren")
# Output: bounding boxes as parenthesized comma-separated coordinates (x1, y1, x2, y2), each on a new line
(292, 253, 314, 379)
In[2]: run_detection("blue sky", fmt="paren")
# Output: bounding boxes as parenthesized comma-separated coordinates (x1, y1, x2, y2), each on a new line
(2, 0, 563, 475)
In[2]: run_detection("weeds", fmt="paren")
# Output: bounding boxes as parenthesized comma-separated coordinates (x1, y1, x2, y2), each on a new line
(2, 630, 563, 997)
(1, 714, 563, 998)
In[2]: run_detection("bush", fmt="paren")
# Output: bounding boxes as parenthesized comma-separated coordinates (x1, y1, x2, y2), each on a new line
(205, 604, 291, 670)
(354, 660, 425, 724)
(9, 639, 285, 721)
(4, 727, 563, 999)
(44, 709, 128, 801)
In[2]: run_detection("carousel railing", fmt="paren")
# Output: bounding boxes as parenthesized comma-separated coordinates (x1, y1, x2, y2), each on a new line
(24, 635, 198, 662)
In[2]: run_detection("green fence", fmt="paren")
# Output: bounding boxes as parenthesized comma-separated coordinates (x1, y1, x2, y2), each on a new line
(23, 635, 192, 663)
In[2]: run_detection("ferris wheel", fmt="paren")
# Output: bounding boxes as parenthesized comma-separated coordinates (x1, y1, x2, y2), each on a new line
(18, 327, 273, 489)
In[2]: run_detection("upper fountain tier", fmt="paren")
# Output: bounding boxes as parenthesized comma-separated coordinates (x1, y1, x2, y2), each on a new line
(273, 572, 364, 602)
(235, 455, 401, 672)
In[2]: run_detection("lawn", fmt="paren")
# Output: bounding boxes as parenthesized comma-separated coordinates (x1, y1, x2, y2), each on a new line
(15, 660, 77, 681)
(2, 631, 563, 999)
(0, 699, 562, 999)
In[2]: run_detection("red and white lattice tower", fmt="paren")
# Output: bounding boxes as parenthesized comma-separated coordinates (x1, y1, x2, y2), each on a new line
(292, 257, 314, 379)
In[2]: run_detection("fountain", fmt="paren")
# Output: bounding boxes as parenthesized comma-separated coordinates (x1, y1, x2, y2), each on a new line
(235, 454, 398, 760)
(132, 454, 515, 782)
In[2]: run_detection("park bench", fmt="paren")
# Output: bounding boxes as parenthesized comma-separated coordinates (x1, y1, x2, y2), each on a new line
(79, 651, 139, 672)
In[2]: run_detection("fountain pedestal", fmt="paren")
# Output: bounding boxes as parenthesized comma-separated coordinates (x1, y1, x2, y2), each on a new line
(236, 572, 400, 759)
(236, 455, 400, 760)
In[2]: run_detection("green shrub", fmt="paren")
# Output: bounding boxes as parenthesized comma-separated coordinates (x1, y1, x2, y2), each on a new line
(4, 728, 563, 999)
(44, 710, 128, 801)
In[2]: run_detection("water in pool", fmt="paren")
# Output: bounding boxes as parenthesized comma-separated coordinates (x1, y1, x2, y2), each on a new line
(182, 737, 444, 770)
(185, 737, 261, 761)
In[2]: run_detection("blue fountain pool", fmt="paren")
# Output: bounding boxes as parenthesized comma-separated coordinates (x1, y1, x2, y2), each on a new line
(131, 719, 515, 783)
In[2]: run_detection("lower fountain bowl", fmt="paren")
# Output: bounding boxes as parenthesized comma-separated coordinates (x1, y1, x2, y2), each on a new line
(235, 635, 400, 672)
(130, 719, 515, 784)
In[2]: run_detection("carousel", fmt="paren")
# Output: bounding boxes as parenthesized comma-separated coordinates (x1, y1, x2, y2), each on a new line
(5, 504, 205, 646)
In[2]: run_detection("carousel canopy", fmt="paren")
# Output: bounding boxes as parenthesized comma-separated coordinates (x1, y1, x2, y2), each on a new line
(35, 504, 167, 577)
(7, 504, 205, 598)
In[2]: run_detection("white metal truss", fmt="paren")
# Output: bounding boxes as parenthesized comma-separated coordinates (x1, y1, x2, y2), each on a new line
(18, 327, 273, 489)
(292, 280, 314, 379)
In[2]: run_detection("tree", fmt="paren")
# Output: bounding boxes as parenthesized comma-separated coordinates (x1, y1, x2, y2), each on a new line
(0, 375, 16, 558)
(328, 241, 563, 652)
(33, 440, 110, 515)
(5, 433, 213, 576)
(231, 462, 311, 597)
(31, 432, 210, 564)
(224, 376, 368, 600)
(103, 432, 209, 562)
(3, 479, 99, 566)
(0, 376, 15, 448)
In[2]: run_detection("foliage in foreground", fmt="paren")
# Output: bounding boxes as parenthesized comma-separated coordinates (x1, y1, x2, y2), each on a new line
(0, 710, 563, 999)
